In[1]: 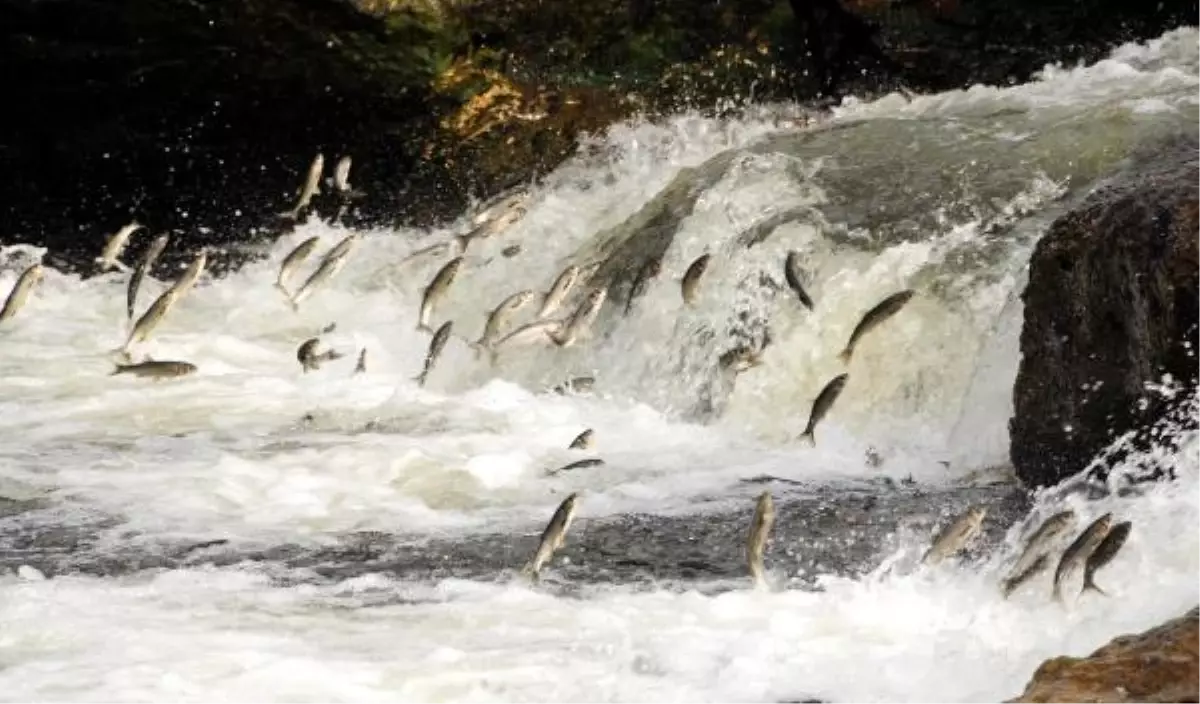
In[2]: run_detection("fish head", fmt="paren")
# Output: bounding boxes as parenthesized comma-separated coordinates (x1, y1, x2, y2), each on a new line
(1092, 513, 1114, 535)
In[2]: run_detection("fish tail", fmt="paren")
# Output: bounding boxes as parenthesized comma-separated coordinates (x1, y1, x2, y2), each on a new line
(413, 371, 429, 388)
(109, 364, 126, 376)
(274, 281, 291, 299)
(416, 323, 432, 334)
(1052, 581, 1064, 605)
(1080, 576, 1107, 597)
(837, 348, 852, 364)
(798, 430, 815, 447)
(519, 561, 540, 582)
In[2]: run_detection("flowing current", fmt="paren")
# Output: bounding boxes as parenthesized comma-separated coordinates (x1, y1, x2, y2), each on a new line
(1, 28, 1197, 702)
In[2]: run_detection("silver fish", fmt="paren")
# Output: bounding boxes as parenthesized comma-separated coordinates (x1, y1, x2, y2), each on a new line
(490, 319, 563, 363)
(297, 337, 344, 373)
(417, 256, 463, 333)
(124, 288, 179, 351)
(166, 249, 207, 299)
(290, 234, 359, 308)
(784, 251, 814, 310)
(1081, 520, 1131, 596)
(798, 373, 849, 446)
(463, 203, 526, 243)
(415, 320, 453, 387)
(922, 505, 988, 566)
(276, 236, 321, 297)
(0, 264, 45, 323)
(281, 153, 324, 219)
(1001, 510, 1077, 598)
(474, 289, 536, 353)
(98, 221, 143, 272)
(1052, 513, 1113, 603)
(332, 155, 353, 193)
(354, 348, 367, 375)
(568, 429, 594, 450)
(111, 359, 196, 380)
(840, 290, 916, 363)
(547, 458, 606, 475)
(471, 190, 528, 227)
(747, 491, 776, 589)
(521, 492, 579, 580)
(681, 253, 711, 305)
(550, 287, 607, 348)
(537, 264, 582, 320)
(127, 234, 169, 320)
(1002, 554, 1051, 599)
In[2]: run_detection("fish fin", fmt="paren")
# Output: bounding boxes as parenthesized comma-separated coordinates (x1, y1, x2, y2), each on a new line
(277, 210, 298, 221)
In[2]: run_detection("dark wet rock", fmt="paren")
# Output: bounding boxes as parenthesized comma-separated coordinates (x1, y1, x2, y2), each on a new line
(2, 0, 1194, 274)
(1009, 606, 1199, 703)
(0, 480, 1028, 588)
(1010, 136, 1200, 488)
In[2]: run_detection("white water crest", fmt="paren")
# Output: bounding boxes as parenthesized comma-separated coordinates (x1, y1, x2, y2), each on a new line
(0, 26, 1197, 702)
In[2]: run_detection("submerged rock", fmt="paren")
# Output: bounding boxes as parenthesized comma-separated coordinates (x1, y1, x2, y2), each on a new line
(1010, 136, 1200, 488)
(1009, 606, 1199, 703)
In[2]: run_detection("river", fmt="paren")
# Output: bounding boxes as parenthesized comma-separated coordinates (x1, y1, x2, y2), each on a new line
(0, 26, 1197, 703)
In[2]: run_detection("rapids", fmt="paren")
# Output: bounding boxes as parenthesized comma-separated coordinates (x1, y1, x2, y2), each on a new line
(0, 26, 1196, 703)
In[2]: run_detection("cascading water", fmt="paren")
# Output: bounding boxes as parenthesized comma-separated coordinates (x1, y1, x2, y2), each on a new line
(0, 26, 1196, 703)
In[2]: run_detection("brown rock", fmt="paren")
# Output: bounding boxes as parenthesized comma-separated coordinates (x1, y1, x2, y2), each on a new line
(1009, 136, 1200, 488)
(1010, 607, 1199, 703)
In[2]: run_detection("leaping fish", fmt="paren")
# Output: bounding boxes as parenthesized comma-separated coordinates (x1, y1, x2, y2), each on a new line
(1000, 510, 1077, 598)
(0, 264, 45, 324)
(784, 251, 814, 310)
(839, 290, 915, 363)
(473, 289, 536, 355)
(111, 359, 197, 380)
(97, 221, 143, 272)
(290, 233, 360, 309)
(166, 249, 207, 300)
(747, 491, 776, 590)
(275, 236, 321, 298)
(297, 337, 345, 373)
(521, 492, 580, 581)
(414, 321, 453, 387)
(1052, 513, 1113, 603)
(549, 287, 607, 348)
(127, 234, 169, 320)
(922, 505, 988, 566)
(280, 153, 324, 220)
(537, 264, 582, 320)
(798, 373, 849, 446)
(416, 256, 463, 333)
(123, 288, 179, 352)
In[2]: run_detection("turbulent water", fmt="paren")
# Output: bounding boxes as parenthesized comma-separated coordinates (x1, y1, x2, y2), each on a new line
(0, 27, 1197, 703)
